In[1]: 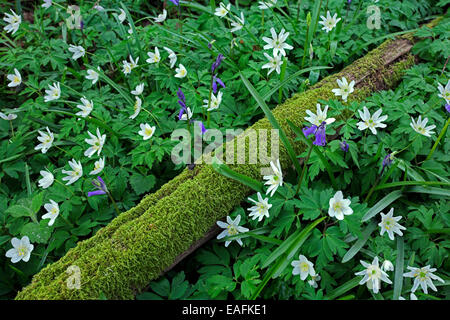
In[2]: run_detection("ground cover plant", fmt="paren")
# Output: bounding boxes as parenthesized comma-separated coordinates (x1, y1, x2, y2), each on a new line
(0, 0, 449, 300)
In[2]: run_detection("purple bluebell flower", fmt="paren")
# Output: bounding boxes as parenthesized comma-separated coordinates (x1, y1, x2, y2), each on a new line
(313, 122, 327, 146)
(88, 176, 108, 197)
(212, 75, 226, 94)
(348, 0, 352, 4)
(445, 104, 450, 113)
(208, 42, 213, 49)
(211, 54, 225, 73)
(198, 121, 207, 134)
(178, 108, 185, 120)
(302, 124, 318, 138)
(177, 87, 187, 119)
(382, 153, 394, 168)
(177, 87, 185, 102)
(340, 140, 349, 152)
(169, 0, 179, 6)
(80, 20, 84, 30)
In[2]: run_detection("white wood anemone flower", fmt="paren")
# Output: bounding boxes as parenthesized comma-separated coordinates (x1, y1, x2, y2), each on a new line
(262, 27, 293, 57)
(378, 208, 406, 240)
(42, 0, 53, 9)
(86, 67, 100, 84)
(356, 106, 388, 135)
(138, 123, 156, 140)
(214, 2, 231, 18)
(44, 82, 61, 102)
(5, 236, 33, 263)
(410, 115, 436, 137)
(62, 159, 83, 185)
(263, 159, 283, 197)
(247, 192, 272, 222)
(291, 255, 316, 280)
(331, 77, 355, 102)
(3, 9, 21, 35)
(258, 0, 277, 10)
(35, 127, 54, 154)
(0, 111, 17, 121)
(203, 91, 223, 111)
(437, 79, 450, 104)
(304, 103, 336, 126)
(180, 107, 193, 121)
(175, 63, 187, 78)
(354, 256, 392, 294)
(164, 47, 177, 68)
(382, 260, 394, 272)
(130, 96, 142, 119)
(118, 9, 126, 23)
(84, 128, 106, 158)
(76, 97, 94, 118)
(42, 199, 60, 226)
(90, 157, 105, 175)
(403, 265, 445, 294)
(308, 274, 321, 288)
(328, 190, 353, 220)
(216, 215, 249, 247)
(38, 170, 54, 189)
(262, 52, 283, 76)
(230, 12, 245, 33)
(146, 47, 161, 64)
(68, 44, 86, 60)
(131, 83, 145, 95)
(154, 9, 167, 23)
(318, 11, 341, 33)
(7, 68, 22, 87)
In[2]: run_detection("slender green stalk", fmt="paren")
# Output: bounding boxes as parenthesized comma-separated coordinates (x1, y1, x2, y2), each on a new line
(107, 191, 121, 217)
(54, 144, 74, 158)
(425, 117, 450, 161)
(296, 143, 313, 195)
(9, 120, 15, 138)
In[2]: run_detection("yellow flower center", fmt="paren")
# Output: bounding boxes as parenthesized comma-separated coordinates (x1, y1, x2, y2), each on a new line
(145, 128, 153, 136)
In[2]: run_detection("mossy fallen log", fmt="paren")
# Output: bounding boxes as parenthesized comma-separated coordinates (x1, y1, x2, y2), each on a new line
(16, 34, 419, 299)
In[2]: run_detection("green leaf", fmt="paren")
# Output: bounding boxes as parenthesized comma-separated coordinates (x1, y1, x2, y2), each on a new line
(129, 174, 156, 195)
(21, 221, 52, 244)
(393, 237, 404, 300)
(5, 205, 33, 219)
(342, 221, 377, 263)
(31, 192, 44, 214)
(361, 190, 403, 222)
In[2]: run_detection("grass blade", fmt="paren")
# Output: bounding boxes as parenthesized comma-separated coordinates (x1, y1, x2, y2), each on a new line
(211, 161, 264, 194)
(405, 186, 450, 197)
(342, 221, 377, 263)
(361, 190, 403, 222)
(393, 237, 404, 300)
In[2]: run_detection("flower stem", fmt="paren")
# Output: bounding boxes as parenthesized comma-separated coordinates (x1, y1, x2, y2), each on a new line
(54, 144, 74, 158)
(9, 120, 14, 138)
(55, 179, 75, 197)
(107, 191, 121, 217)
(425, 117, 450, 162)
(295, 143, 314, 195)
